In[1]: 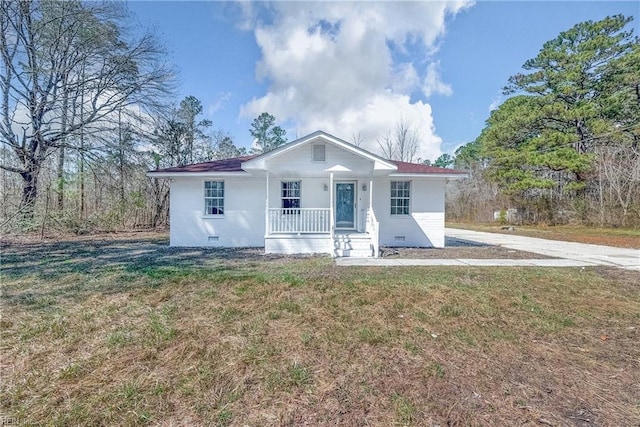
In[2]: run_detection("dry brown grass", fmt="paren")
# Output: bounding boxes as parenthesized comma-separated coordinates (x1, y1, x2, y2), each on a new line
(1, 235, 639, 426)
(448, 222, 640, 249)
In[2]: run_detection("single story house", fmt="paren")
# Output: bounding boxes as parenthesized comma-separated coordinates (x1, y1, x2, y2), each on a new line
(147, 130, 467, 257)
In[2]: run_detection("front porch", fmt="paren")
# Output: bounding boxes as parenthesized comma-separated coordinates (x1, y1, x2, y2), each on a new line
(267, 208, 331, 234)
(265, 207, 380, 258)
(251, 141, 389, 258)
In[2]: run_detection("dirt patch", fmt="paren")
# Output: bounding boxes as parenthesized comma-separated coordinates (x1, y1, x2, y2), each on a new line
(2, 232, 552, 263)
(0, 232, 317, 275)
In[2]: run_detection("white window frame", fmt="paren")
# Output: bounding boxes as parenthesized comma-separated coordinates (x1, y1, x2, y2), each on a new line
(281, 180, 301, 214)
(204, 180, 224, 216)
(390, 181, 411, 216)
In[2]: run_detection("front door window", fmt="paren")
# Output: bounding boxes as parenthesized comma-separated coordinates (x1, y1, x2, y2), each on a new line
(335, 182, 355, 229)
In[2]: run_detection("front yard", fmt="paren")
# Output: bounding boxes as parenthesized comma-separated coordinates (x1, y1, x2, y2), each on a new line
(1, 233, 638, 426)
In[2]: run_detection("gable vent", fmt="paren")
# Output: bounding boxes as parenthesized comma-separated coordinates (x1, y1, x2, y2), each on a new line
(312, 144, 326, 162)
(394, 236, 406, 242)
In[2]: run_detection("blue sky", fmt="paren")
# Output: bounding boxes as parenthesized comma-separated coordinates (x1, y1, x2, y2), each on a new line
(128, 1, 639, 161)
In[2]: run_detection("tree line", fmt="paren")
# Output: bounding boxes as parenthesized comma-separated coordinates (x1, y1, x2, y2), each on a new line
(0, 0, 286, 235)
(1, 4, 637, 235)
(447, 15, 639, 227)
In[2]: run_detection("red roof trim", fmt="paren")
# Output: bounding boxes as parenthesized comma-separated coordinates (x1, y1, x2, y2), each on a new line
(150, 155, 258, 173)
(149, 155, 465, 175)
(391, 160, 466, 175)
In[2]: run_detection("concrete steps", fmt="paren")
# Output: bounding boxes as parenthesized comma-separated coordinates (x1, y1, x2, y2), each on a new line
(334, 232, 372, 258)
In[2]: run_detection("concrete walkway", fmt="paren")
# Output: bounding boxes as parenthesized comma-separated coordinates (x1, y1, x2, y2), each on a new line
(336, 228, 640, 271)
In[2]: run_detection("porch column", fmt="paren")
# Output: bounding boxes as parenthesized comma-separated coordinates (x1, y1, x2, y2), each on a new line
(329, 172, 334, 232)
(265, 172, 270, 236)
(369, 178, 373, 210)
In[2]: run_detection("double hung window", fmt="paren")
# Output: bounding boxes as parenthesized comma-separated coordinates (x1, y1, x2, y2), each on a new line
(390, 181, 410, 215)
(204, 181, 224, 215)
(281, 181, 301, 214)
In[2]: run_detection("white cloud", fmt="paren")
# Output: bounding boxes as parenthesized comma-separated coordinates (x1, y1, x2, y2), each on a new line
(488, 94, 504, 111)
(207, 91, 232, 115)
(234, 0, 259, 31)
(391, 63, 420, 95)
(240, 1, 473, 161)
(422, 61, 453, 98)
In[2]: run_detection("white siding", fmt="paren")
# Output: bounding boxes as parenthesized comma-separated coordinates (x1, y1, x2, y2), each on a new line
(168, 175, 446, 250)
(265, 235, 333, 255)
(373, 177, 446, 248)
(165, 132, 450, 251)
(268, 177, 330, 209)
(266, 178, 371, 231)
(169, 177, 265, 247)
(267, 143, 373, 177)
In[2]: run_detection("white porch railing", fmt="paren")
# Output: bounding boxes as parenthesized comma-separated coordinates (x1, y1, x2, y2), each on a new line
(365, 208, 380, 258)
(268, 208, 331, 234)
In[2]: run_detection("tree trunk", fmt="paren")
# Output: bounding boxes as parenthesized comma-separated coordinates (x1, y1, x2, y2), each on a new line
(79, 152, 85, 218)
(152, 186, 169, 228)
(19, 166, 39, 220)
(57, 147, 64, 210)
(78, 64, 86, 219)
(117, 111, 126, 228)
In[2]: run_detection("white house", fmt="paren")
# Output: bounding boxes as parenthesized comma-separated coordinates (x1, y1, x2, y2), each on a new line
(147, 131, 466, 257)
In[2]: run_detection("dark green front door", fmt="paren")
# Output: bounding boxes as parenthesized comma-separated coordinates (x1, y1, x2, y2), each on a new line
(335, 182, 355, 229)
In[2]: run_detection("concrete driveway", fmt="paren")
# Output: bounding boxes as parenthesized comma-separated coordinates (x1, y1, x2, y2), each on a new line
(337, 228, 639, 270)
(445, 227, 640, 271)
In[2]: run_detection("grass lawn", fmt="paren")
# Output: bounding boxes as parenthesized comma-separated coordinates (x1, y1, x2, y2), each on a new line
(1, 234, 639, 426)
(447, 222, 640, 249)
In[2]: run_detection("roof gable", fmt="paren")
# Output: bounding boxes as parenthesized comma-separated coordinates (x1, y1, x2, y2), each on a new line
(241, 130, 397, 173)
(146, 131, 467, 179)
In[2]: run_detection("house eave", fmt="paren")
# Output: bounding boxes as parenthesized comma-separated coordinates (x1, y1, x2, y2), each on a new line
(389, 173, 469, 179)
(147, 171, 469, 180)
(146, 171, 252, 179)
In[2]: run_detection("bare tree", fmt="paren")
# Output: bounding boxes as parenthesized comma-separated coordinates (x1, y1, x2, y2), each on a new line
(350, 132, 365, 147)
(594, 143, 640, 227)
(394, 119, 419, 162)
(0, 0, 173, 220)
(377, 131, 395, 160)
(376, 119, 420, 162)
